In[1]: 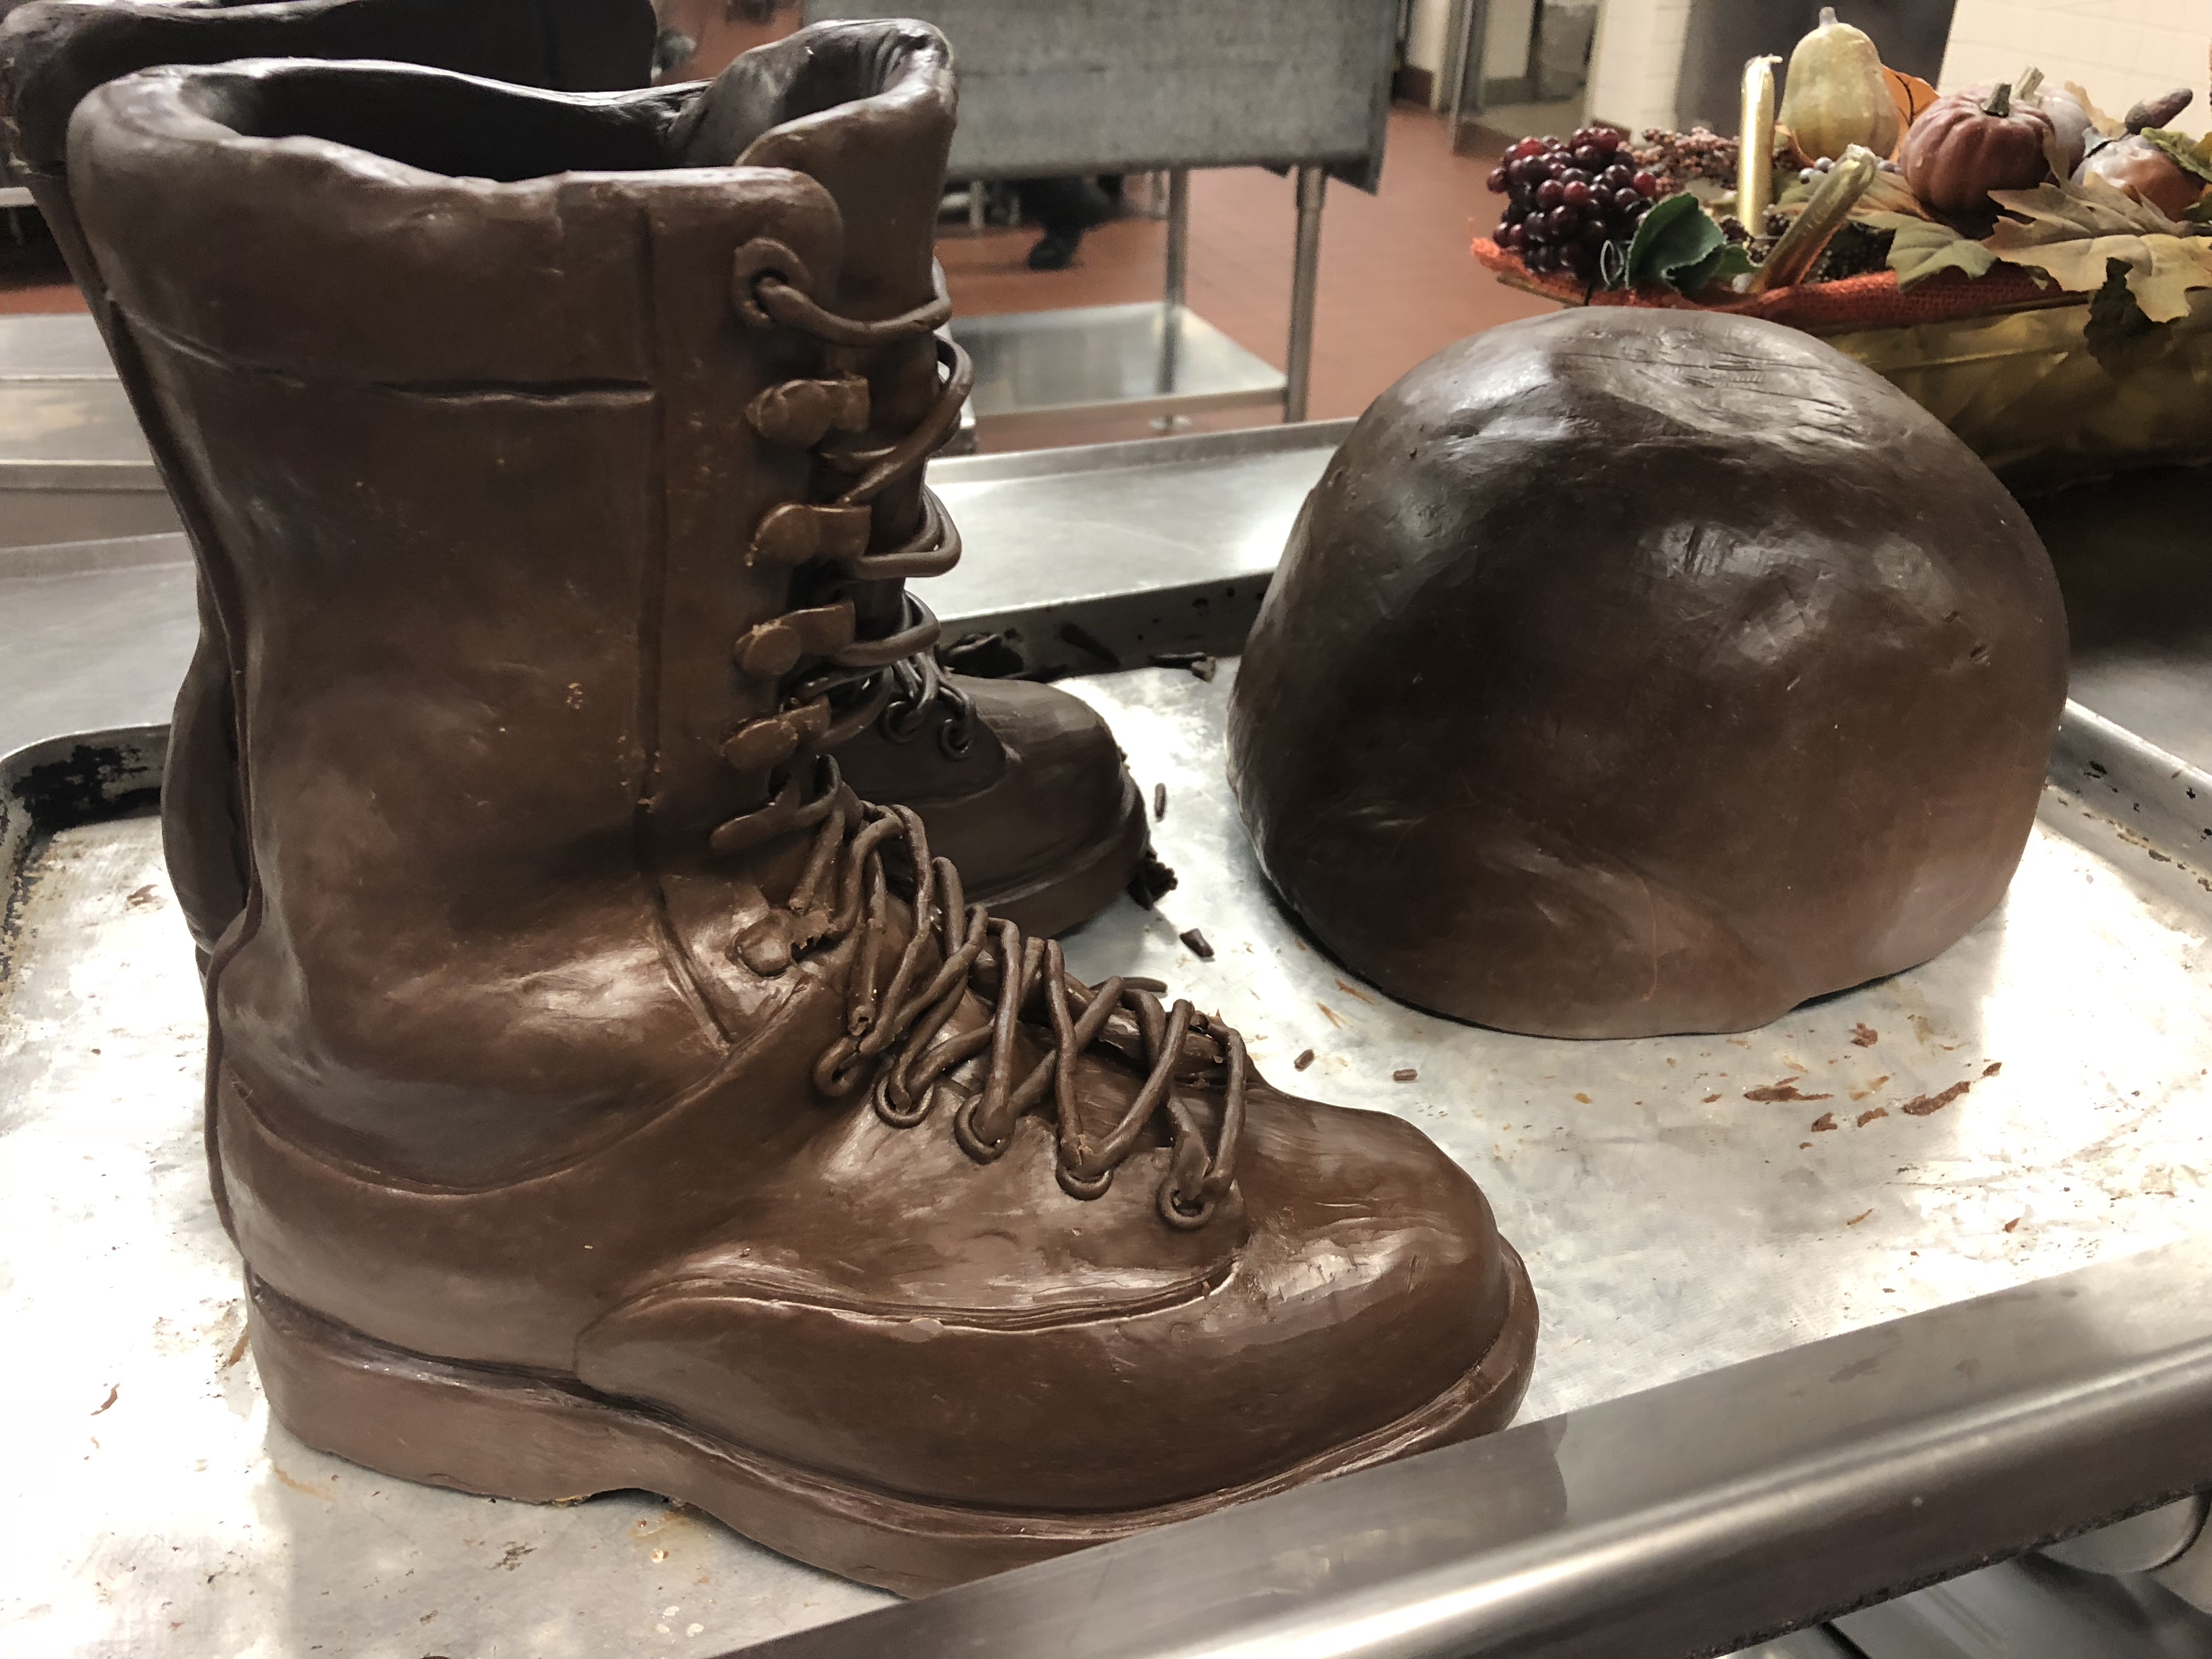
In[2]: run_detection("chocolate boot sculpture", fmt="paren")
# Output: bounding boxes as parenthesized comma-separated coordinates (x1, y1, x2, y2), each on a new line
(0, 0, 1149, 956)
(0, 0, 658, 960)
(64, 30, 1536, 1594)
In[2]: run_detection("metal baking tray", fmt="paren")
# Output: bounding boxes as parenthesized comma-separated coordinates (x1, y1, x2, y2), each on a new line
(8, 418, 2212, 1657)
(8, 668, 2212, 1658)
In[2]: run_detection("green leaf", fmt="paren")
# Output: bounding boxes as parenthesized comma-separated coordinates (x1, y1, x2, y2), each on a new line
(1859, 210, 2000, 287)
(2143, 127, 2212, 184)
(1624, 192, 1730, 296)
(1672, 240, 1756, 296)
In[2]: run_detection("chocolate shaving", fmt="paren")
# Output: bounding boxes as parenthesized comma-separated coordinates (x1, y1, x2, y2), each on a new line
(1901, 1080, 1972, 1116)
(1850, 1023, 1878, 1047)
(1150, 650, 1217, 682)
(1810, 1111, 1838, 1132)
(1152, 782, 1167, 820)
(1126, 850, 1178, 908)
(1178, 928, 1215, 960)
(1745, 1078, 1832, 1102)
(1392, 1067, 1418, 1082)
(1294, 1048, 1316, 1071)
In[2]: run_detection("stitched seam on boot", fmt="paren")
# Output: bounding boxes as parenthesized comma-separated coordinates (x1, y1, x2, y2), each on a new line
(612, 1259, 1234, 1331)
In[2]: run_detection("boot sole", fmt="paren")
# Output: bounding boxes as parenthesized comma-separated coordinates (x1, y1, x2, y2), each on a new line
(246, 1243, 1537, 1597)
(968, 774, 1149, 940)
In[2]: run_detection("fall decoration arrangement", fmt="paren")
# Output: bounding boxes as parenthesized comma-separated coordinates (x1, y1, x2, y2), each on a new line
(1472, 8, 2212, 487)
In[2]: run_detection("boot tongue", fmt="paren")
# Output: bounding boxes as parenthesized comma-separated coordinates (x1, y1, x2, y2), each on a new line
(669, 21, 953, 317)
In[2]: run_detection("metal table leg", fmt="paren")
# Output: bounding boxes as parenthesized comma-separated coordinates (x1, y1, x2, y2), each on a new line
(1448, 0, 1491, 146)
(1156, 167, 1190, 400)
(1283, 165, 1326, 424)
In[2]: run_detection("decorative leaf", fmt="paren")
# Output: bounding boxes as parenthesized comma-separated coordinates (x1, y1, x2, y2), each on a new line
(2142, 127, 2212, 184)
(1859, 210, 2000, 287)
(1852, 169, 1931, 219)
(1624, 191, 1733, 295)
(1985, 177, 2212, 320)
(1989, 175, 2185, 236)
(2063, 80, 2127, 140)
(1674, 240, 1757, 297)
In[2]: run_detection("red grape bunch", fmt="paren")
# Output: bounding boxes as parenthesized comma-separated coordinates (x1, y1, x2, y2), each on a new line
(1486, 127, 1661, 279)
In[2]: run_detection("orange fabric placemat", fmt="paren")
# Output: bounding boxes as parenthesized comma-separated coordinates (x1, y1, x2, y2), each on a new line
(1470, 238, 2079, 334)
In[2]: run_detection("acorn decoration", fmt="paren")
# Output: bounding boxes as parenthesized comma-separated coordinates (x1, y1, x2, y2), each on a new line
(2075, 88, 2208, 219)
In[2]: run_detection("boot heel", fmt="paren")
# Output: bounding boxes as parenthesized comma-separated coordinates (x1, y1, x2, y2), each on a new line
(247, 1274, 628, 1505)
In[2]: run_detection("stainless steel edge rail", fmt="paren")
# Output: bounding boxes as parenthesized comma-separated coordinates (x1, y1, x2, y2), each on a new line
(729, 1234, 2212, 1659)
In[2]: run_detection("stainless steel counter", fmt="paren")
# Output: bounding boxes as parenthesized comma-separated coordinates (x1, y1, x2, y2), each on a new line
(8, 375, 2212, 1659)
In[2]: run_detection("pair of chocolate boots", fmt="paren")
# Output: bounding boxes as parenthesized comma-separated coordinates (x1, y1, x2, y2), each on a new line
(0, 0, 1535, 1594)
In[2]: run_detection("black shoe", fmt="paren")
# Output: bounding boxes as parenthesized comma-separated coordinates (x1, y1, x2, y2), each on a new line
(1027, 231, 1081, 270)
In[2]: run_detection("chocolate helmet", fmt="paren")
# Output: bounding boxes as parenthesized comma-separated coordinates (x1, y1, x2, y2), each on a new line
(1228, 307, 2067, 1039)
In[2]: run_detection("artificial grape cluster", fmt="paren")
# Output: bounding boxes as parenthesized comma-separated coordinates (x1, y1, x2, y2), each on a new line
(1631, 126, 1740, 189)
(1486, 126, 1660, 278)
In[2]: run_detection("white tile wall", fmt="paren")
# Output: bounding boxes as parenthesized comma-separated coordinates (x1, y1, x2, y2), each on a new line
(1587, 0, 1695, 134)
(1940, 0, 2211, 113)
(1581, 0, 2208, 142)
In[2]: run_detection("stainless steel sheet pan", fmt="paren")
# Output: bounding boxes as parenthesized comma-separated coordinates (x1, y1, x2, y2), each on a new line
(6, 662, 2212, 1657)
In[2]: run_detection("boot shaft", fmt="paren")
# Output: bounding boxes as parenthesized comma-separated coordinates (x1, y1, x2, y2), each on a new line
(0, 0, 662, 957)
(66, 31, 957, 1178)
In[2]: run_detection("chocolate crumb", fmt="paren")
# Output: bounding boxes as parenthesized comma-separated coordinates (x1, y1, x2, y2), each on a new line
(1746, 1079, 1833, 1103)
(1150, 650, 1218, 682)
(1178, 928, 1215, 961)
(1901, 1080, 1972, 1116)
(2004, 1216, 2022, 1233)
(1982, 1061, 2002, 1077)
(1857, 1106, 1888, 1127)
(1702, 1092, 1723, 1104)
(1810, 1111, 1838, 1132)
(1294, 1048, 1316, 1071)
(1846, 1208, 1874, 1225)
(1126, 850, 1178, 908)
(1850, 1023, 1878, 1047)
(1152, 782, 1167, 820)
(1392, 1067, 1418, 1082)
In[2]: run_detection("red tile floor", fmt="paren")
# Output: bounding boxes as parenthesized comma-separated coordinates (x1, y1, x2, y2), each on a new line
(937, 108, 1555, 448)
(0, 103, 1556, 443)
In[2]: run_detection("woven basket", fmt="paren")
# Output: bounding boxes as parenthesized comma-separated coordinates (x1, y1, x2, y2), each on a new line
(1473, 238, 2212, 495)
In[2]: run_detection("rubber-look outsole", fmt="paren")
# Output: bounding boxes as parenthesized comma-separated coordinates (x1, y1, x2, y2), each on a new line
(248, 1243, 1538, 1596)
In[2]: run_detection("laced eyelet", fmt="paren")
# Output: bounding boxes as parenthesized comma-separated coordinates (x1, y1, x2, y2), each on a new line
(872, 1067, 938, 1128)
(879, 696, 929, 744)
(1056, 1164, 1113, 1201)
(1158, 1185, 1216, 1231)
(729, 238, 815, 331)
(953, 1093, 1013, 1163)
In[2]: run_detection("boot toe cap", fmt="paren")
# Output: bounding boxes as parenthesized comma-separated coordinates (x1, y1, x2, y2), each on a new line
(574, 1081, 1531, 1516)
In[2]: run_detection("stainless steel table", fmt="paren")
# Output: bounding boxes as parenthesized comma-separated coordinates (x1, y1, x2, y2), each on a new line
(8, 420, 2212, 1659)
(0, 312, 176, 548)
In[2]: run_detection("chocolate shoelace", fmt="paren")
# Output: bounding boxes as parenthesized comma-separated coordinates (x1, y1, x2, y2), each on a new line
(800, 799, 1245, 1229)
(719, 252, 1245, 1228)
